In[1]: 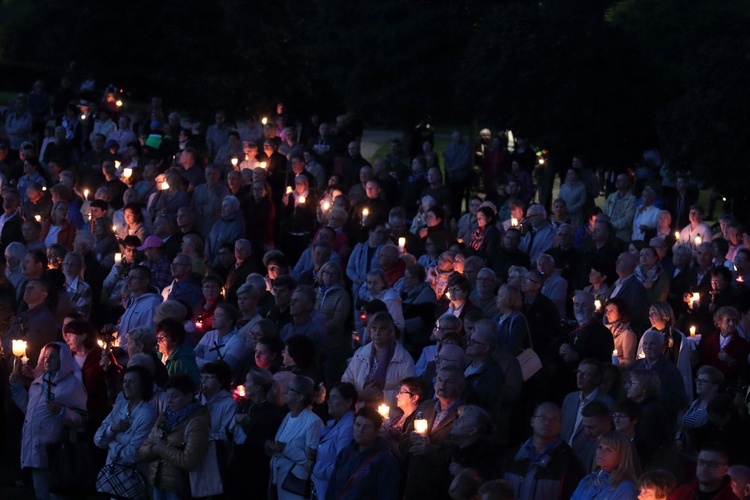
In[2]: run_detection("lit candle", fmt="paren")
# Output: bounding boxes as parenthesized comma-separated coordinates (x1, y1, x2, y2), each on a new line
(259, 161, 267, 169)
(115, 99, 123, 107)
(377, 404, 390, 419)
(235, 385, 246, 398)
(445, 290, 451, 300)
(675, 231, 680, 240)
(694, 235, 702, 246)
(83, 189, 90, 200)
(261, 117, 268, 125)
(691, 292, 700, 303)
(738, 275, 745, 284)
(414, 414, 429, 435)
(689, 326, 696, 336)
(161, 181, 169, 190)
(12, 339, 27, 359)
(231, 158, 238, 167)
(34, 215, 41, 222)
(298, 195, 306, 205)
(81, 114, 86, 120)
(594, 299, 602, 312)
(42, 186, 46, 191)
(114, 253, 122, 265)
(398, 237, 406, 253)
(97, 339, 109, 355)
(114, 160, 121, 169)
(612, 349, 619, 365)
(511, 217, 519, 227)
(112, 225, 117, 233)
(123, 168, 132, 179)
(195, 320, 203, 330)
(362, 208, 369, 225)
(322, 201, 331, 213)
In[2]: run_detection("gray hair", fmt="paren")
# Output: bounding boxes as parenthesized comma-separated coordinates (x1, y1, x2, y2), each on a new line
(153, 300, 188, 323)
(222, 195, 240, 212)
(5, 241, 26, 266)
(126, 327, 158, 352)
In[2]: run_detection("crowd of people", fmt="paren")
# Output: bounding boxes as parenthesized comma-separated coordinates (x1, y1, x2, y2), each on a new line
(1, 80, 750, 500)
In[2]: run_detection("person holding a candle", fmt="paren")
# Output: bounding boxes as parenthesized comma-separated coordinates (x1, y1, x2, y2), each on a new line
(312, 382, 357, 499)
(9, 342, 87, 500)
(699, 306, 750, 392)
(604, 298, 637, 367)
(403, 365, 465, 499)
(677, 204, 712, 250)
(279, 175, 317, 264)
(468, 206, 500, 260)
(63, 319, 117, 427)
(708, 266, 745, 314)
(631, 329, 689, 417)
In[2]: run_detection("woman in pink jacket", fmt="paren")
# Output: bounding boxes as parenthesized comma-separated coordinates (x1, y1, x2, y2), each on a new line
(10, 341, 87, 500)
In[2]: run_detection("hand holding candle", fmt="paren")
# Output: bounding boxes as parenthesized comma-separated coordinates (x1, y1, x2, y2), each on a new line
(398, 237, 406, 253)
(377, 404, 390, 419)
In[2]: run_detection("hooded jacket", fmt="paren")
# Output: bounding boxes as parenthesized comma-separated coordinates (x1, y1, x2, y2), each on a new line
(11, 342, 87, 468)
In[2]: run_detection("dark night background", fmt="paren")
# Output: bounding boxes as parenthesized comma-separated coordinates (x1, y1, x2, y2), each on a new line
(1, 0, 749, 210)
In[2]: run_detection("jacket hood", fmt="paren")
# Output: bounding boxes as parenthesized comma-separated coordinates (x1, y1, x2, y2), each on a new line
(34, 341, 77, 382)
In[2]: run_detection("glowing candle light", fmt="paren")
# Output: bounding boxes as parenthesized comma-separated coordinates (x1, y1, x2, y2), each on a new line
(261, 117, 268, 125)
(511, 217, 519, 227)
(414, 413, 428, 435)
(398, 237, 406, 253)
(42, 186, 46, 191)
(286, 186, 293, 195)
(694, 235, 702, 246)
(322, 201, 331, 212)
(377, 404, 390, 419)
(594, 300, 602, 312)
(112, 225, 117, 233)
(689, 326, 696, 336)
(160, 181, 169, 190)
(83, 189, 90, 200)
(12, 339, 27, 358)
(114, 253, 122, 265)
(298, 195, 306, 204)
(675, 231, 680, 240)
(260, 161, 267, 169)
(81, 114, 86, 120)
(231, 158, 238, 167)
(691, 292, 700, 303)
(123, 168, 132, 178)
(362, 208, 369, 225)
(34, 215, 41, 222)
(612, 349, 619, 365)
(114, 160, 121, 169)
(115, 99, 123, 107)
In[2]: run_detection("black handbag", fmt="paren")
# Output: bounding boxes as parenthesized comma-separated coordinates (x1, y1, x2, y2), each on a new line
(281, 469, 311, 497)
(96, 449, 148, 500)
(47, 427, 96, 496)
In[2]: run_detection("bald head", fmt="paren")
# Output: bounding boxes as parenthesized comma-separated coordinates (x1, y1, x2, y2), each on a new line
(615, 252, 638, 278)
(436, 344, 466, 370)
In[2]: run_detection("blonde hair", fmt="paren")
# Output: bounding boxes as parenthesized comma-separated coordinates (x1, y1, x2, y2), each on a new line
(596, 431, 639, 485)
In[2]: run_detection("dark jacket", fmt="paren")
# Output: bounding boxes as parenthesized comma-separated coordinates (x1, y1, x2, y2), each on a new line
(503, 438, 585, 500)
(325, 437, 399, 500)
(403, 398, 460, 500)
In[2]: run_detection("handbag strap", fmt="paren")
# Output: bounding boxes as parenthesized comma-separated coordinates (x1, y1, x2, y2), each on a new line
(337, 450, 382, 499)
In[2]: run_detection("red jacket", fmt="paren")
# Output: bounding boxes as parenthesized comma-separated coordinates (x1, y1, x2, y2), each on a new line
(699, 331, 750, 388)
(39, 219, 77, 251)
(668, 476, 738, 500)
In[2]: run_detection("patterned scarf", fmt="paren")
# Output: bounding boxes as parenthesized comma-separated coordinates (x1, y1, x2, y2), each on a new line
(162, 400, 201, 432)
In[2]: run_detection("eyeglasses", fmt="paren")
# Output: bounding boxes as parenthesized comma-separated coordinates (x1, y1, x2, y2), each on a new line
(612, 413, 629, 420)
(397, 389, 414, 396)
(156, 335, 167, 342)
